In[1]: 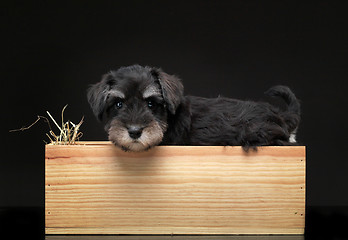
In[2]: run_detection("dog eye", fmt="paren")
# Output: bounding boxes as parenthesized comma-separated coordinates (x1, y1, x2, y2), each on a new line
(147, 100, 156, 109)
(115, 101, 123, 109)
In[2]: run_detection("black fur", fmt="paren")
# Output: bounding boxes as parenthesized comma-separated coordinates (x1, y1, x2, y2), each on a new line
(87, 65, 301, 151)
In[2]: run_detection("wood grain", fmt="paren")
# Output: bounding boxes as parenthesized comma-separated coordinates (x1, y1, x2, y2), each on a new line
(45, 142, 305, 234)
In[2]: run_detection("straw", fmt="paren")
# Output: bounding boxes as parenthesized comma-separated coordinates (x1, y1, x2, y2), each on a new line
(10, 105, 83, 145)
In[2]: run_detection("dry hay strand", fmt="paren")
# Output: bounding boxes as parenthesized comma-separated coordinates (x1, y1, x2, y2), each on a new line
(10, 105, 84, 145)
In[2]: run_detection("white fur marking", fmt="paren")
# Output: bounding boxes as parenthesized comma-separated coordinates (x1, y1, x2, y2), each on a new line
(143, 86, 161, 99)
(289, 133, 297, 143)
(109, 89, 125, 99)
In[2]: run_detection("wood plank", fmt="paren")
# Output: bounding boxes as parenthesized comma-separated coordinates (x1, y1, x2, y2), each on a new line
(45, 143, 305, 234)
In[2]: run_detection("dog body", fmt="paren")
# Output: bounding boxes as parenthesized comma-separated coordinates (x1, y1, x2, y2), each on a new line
(88, 65, 300, 151)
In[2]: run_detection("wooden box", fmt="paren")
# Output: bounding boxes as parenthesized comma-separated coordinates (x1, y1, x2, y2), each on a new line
(45, 142, 306, 235)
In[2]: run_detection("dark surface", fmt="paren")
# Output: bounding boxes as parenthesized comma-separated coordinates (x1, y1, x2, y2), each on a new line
(1, 1, 348, 239)
(0, 207, 347, 240)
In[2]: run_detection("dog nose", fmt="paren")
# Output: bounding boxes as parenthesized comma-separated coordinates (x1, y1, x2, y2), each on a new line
(128, 126, 143, 139)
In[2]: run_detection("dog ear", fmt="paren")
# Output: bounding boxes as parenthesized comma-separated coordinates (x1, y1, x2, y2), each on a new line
(151, 68, 184, 115)
(87, 73, 115, 121)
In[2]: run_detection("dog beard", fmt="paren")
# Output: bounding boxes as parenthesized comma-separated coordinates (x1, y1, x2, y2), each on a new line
(108, 119, 168, 152)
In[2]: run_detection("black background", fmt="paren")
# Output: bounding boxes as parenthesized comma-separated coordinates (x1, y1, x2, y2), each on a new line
(1, 1, 348, 239)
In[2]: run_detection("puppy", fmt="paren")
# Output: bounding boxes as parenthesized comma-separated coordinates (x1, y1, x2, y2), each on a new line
(87, 65, 300, 152)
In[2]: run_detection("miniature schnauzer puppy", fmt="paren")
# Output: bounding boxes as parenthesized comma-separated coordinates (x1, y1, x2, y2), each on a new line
(87, 65, 300, 152)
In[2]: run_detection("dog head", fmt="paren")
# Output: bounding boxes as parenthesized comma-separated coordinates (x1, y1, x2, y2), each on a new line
(87, 65, 184, 151)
